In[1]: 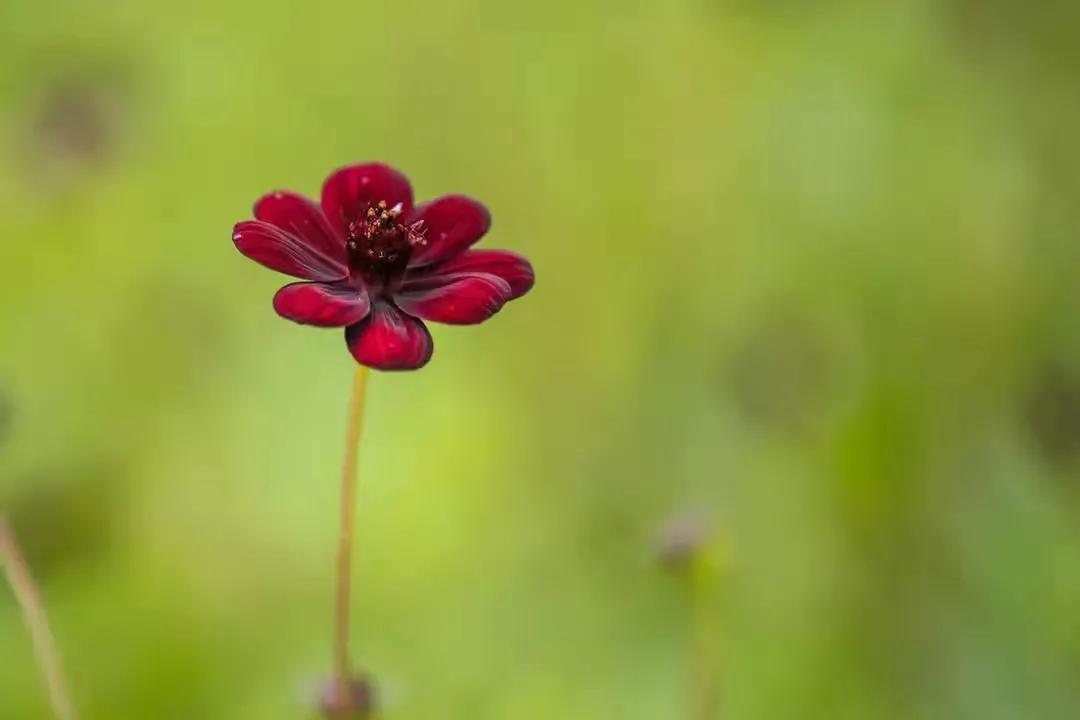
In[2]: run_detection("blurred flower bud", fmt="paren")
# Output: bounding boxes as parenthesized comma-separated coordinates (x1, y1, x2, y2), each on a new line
(655, 511, 722, 586)
(318, 675, 376, 719)
(1027, 364, 1080, 465)
(22, 66, 133, 194)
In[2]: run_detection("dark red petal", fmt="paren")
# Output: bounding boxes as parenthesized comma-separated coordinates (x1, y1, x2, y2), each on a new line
(345, 302, 433, 371)
(410, 249, 534, 299)
(254, 191, 345, 264)
(396, 273, 512, 325)
(273, 282, 371, 327)
(407, 195, 491, 267)
(233, 221, 347, 281)
(321, 163, 414, 237)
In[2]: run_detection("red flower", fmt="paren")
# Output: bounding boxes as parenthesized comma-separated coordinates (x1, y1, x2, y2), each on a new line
(233, 163, 534, 370)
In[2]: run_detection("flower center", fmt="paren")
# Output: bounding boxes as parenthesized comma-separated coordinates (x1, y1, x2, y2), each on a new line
(345, 201, 426, 292)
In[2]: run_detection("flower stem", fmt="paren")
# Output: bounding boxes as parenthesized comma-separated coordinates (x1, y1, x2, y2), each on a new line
(690, 582, 717, 720)
(333, 365, 370, 685)
(0, 515, 77, 720)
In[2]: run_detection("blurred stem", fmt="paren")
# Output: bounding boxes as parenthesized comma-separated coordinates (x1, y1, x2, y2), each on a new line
(0, 515, 77, 720)
(333, 366, 370, 685)
(689, 572, 718, 720)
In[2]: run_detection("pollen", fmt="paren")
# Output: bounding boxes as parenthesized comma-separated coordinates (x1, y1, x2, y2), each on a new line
(345, 200, 426, 291)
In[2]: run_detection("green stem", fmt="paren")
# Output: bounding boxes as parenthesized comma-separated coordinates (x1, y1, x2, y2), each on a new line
(689, 568, 718, 720)
(333, 366, 370, 685)
(0, 515, 77, 720)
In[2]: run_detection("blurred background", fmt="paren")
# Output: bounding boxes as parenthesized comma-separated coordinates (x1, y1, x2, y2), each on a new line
(2, 0, 1080, 718)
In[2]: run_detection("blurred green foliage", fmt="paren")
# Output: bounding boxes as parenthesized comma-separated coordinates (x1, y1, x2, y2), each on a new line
(2, 0, 1080, 718)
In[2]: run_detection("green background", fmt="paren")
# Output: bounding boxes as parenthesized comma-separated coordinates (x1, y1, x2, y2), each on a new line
(2, 1, 1080, 718)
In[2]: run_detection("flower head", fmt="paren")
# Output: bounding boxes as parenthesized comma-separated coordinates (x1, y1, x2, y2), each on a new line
(654, 510, 724, 588)
(233, 163, 534, 370)
(317, 675, 376, 719)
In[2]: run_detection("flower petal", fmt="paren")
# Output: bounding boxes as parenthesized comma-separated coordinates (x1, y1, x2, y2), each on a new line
(345, 302, 433, 371)
(396, 272, 512, 325)
(233, 221, 347, 281)
(254, 191, 345, 264)
(273, 282, 371, 327)
(407, 195, 491, 267)
(409, 249, 534, 299)
(321, 163, 414, 238)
